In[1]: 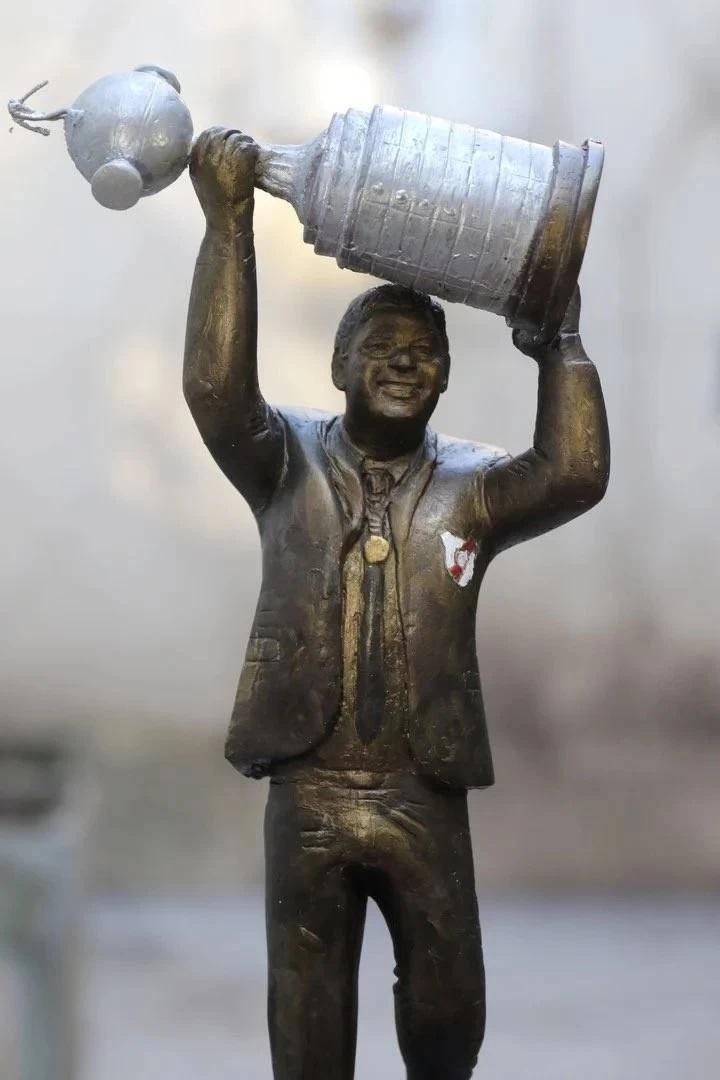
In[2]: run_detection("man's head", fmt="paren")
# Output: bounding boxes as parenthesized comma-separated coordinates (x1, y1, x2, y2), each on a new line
(332, 285, 450, 443)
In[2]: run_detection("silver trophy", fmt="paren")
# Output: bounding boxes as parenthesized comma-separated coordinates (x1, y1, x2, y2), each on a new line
(9, 64, 603, 338)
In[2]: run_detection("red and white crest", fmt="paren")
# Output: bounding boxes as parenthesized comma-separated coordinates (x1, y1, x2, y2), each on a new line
(441, 531, 477, 588)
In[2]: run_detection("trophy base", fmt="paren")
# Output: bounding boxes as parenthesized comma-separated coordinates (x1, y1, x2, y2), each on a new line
(507, 139, 605, 342)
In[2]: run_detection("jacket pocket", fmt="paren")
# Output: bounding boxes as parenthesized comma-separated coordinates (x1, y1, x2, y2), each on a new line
(244, 634, 281, 663)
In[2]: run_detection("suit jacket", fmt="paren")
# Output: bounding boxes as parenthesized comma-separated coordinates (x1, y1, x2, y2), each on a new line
(225, 407, 510, 787)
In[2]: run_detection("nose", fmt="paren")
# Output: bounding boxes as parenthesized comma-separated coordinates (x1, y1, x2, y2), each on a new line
(388, 348, 415, 370)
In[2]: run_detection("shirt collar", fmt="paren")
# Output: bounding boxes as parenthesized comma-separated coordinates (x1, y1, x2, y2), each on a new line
(337, 420, 423, 487)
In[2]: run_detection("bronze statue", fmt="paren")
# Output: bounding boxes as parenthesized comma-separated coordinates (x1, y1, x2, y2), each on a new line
(183, 127, 610, 1080)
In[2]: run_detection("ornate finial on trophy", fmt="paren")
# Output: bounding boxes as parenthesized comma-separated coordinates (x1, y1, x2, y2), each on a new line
(8, 80, 80, 136)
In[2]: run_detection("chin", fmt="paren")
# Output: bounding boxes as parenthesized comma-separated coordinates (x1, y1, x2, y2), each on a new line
(373, 399, 425, 422)
(373, 389, 430, 420)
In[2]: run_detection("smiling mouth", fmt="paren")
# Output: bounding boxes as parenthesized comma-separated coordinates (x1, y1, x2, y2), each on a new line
(378, 380, 420, 398)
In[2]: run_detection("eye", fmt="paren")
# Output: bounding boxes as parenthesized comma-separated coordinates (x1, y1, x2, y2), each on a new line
(364, 339, 392, 356)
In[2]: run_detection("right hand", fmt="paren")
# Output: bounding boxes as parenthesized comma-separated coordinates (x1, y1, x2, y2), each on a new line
(189, 126, 258, 229)
(512, 286, 582, 361)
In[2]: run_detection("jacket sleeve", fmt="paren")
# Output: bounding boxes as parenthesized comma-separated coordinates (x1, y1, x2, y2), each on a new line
(183, 212, 285, 513)
(480, 338, 610, 554)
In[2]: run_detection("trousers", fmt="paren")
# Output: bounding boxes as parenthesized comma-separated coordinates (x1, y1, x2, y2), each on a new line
(264, 769, 485, 1079)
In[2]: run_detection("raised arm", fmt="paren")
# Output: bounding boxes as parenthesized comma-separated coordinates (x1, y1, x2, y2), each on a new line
(482, 289, 610, 553)
(183, 127, 284, 511)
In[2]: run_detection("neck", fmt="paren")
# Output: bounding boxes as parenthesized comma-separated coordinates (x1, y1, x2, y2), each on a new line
(342, 413, 426, 461)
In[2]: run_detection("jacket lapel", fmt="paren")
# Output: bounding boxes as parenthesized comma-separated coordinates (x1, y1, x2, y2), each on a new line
(322, 417, 364, 541)
(323, 418, 437, 547)
(388, 429, 437, 544)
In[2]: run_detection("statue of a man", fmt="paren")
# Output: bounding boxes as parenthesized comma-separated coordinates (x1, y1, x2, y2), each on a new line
(183, 128, 610, 1080)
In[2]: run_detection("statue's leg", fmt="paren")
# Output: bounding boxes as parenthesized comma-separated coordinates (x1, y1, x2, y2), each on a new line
(264, 779, 367, 1080)
(369, 780, 485, 1080)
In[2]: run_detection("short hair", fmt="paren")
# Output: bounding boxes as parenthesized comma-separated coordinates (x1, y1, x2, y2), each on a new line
(333, 284, 449, 366)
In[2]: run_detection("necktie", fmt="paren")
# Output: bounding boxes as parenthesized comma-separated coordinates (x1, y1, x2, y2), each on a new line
(356, 465, 394, 744)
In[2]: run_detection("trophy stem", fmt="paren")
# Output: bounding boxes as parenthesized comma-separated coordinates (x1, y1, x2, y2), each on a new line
(254, 133, 325, 222)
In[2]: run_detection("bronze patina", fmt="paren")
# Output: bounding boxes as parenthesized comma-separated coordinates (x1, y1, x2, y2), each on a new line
(183, 128, 610, 1079)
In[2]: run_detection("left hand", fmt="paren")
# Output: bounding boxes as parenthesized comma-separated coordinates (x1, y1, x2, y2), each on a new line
(189, 127, 258, 230)
(512, 286, 581, 359)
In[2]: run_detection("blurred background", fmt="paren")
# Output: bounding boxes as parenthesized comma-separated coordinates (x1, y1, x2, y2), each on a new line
(1, 1, 718, 1077)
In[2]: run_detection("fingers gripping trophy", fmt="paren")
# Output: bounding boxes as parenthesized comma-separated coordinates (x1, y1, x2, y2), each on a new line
(10, 67, 610, 1078)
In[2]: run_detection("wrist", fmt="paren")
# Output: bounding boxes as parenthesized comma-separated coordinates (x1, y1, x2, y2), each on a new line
(552, 332, 586, 363)
(530, 331, 585, 364)
(204, 196, 254, 235)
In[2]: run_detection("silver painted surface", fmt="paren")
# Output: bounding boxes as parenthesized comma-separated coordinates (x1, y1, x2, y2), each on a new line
(90, 159, 144, 210)
(65, 67, 193, 207)
(7, 81, 79, 136)
(9, 77, 600, 315)
(8, 67, 193, 210)
(257, 106, 603, 320)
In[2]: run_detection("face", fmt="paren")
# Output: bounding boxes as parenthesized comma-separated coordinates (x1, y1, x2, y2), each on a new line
(337, 309, 448, 427)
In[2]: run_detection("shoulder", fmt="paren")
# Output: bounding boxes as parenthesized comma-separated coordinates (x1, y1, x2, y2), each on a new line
(275, 405, 338, 442)
(275, 405, 337, 428)
(434, 431, 509, 475)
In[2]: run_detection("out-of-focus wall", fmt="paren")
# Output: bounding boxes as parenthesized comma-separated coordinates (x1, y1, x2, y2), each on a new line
(2, 0, 719, 890)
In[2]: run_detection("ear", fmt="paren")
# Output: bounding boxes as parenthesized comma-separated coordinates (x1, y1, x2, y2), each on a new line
(332, 348, 347, 391)
(440, 354, 450, 393)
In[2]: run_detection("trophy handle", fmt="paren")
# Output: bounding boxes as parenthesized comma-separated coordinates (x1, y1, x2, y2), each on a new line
(133, 64, 181, 93)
